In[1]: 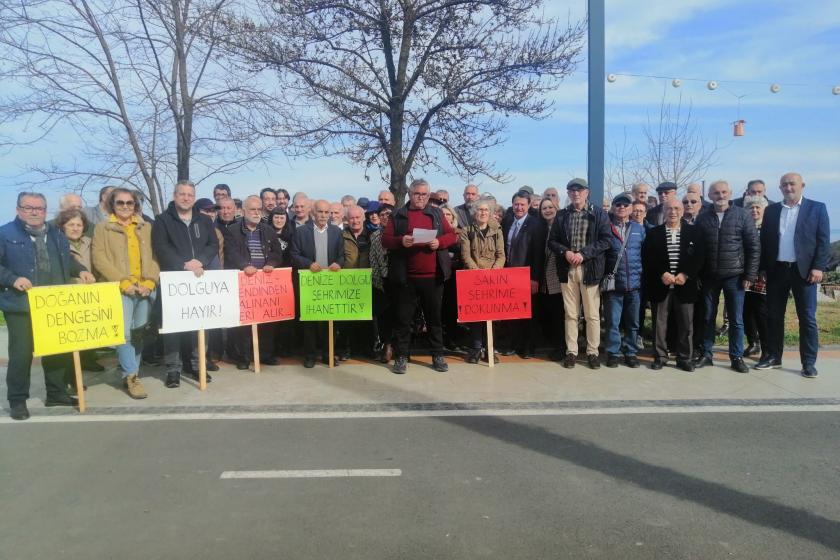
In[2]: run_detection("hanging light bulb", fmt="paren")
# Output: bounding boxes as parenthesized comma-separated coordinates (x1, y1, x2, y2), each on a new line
(607, 74, 617, 83)
(671, 79, 682, 88)
(707, 81, 718, 90)
(832, 86, 840, 95)
(770, 83, 781, 93)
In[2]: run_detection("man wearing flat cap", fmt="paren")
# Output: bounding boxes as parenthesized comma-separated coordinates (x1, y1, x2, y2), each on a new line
(602, 192, 646, 368)
(646, 182, 678, 227)
(548, 178, 612, 369)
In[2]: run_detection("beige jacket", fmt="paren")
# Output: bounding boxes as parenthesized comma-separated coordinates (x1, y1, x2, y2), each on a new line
(91, 217, 160, 283)
(460, 221, 506, 270)
(68, 237, 92, 283)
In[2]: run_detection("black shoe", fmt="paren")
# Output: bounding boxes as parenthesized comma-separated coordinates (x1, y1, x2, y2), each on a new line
(606, 355, 620, 368)
(801, 365, 818, 378)
(186, 370, 212, 383)
(466, 352, 479, 364)
(676, 359, 695, 372)
(694, 355, 714, 368)
(754, 357, 782, 370)
(650, 358, 664, 370)
(499, 348, 516, 356)
(432, 355, 449, 372)
(337, 350, 351, 362)
(303, 356, 316, 369)
(261, 356, 278, 366)
(587, 354, 600, 370)
(519, 349, 534, 359)
(481, 349, 500, 364)
(206, 361, 220, 372)
(731, 358, 749, 373)
(81, 360, 105, 372)
(45, 394, 78, 407)
(165, 373, 180, 388)
(563, 354, 577, 369)
(392, 356, 407, 374)
(743, 343, 760, 357)
(236, 362, 250, 371)
(625, 355, 640, 368)
(9, 401, 29, 420)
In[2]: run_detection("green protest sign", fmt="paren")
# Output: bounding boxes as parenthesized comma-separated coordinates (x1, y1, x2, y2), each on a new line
(298, 268, 372, 321)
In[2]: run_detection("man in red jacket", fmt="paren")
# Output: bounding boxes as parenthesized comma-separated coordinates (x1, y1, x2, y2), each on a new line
(382, 179, 458, 374)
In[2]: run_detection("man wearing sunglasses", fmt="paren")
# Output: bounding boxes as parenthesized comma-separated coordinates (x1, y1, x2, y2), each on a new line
(1, 192, 96, 420)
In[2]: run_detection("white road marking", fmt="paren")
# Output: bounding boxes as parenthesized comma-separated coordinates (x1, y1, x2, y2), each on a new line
(2, 404, 840, 424)
(220, 469, 402, 479)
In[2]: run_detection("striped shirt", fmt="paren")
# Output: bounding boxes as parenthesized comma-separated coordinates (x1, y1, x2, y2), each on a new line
(245, 227, 266, 268)
(665, 226, 681, 279)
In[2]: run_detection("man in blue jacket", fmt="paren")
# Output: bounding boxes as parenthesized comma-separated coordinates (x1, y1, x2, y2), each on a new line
(0, 193, 96, 420)
(291, 199, 345, 368)
(602, 193, 646, 368)
(756, 172, 831, 378)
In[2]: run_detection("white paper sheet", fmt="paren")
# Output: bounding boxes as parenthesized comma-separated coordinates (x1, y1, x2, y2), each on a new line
(412, 228, 438, 244)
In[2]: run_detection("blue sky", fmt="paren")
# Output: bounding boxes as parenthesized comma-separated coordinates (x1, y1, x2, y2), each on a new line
(1, 0, 838, 236)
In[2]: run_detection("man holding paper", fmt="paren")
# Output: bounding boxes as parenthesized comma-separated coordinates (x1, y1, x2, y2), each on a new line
(382, 179, 458, 374)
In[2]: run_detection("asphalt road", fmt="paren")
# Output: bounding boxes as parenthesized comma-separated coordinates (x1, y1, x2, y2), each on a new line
(2, 411, 840, 559)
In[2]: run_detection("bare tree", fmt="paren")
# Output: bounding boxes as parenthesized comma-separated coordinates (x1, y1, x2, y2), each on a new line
(0, 0, 281, 213)
(219, 0, 585, 204)
(607, 92, 720, 196)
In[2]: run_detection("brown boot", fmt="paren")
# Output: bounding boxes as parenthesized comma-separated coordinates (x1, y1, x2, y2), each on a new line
(125, 374, 148, 400)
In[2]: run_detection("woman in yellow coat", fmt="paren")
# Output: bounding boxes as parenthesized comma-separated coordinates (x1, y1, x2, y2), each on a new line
(91, 188, 159, 399)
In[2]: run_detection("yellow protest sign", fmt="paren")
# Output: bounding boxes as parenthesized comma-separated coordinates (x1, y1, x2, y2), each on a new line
(27, 282, 125, 357)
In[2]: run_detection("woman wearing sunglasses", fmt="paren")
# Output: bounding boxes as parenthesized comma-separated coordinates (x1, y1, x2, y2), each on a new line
(92, 188, 160, 400)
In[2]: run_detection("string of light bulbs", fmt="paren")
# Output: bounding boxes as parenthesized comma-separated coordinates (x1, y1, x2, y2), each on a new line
(606, 72, 840, 95)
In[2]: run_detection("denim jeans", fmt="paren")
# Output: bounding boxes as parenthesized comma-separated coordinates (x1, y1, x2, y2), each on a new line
(603, 290, 641, 356)
(701, 276, 745, 359)
(117, 292, 154, 377)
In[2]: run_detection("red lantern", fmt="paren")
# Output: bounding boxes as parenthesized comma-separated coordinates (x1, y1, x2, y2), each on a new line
(733, 119, 746, 137)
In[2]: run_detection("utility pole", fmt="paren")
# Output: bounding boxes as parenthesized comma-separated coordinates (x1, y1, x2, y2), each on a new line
(587, 0, 605, 205)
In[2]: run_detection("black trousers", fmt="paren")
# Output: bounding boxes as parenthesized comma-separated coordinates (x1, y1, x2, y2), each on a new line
(372, 286, 394, 349)
(393, 278, 444, 358)
(743, 291, 768, 348)
(652, 292, 694, 361)
(4, 312, 72, 404)
(303, 321, 330, 360)
(538, 292, 567, 355)
(234, 323, 276, 364)
(163, 331, 196, 375)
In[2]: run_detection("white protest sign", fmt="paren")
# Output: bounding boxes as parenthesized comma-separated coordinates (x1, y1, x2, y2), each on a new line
(412, 228, 437, 244)
(159, 270, 241, 333)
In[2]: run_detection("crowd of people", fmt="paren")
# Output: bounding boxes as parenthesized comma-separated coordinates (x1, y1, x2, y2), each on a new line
(0, 172, 831, 420)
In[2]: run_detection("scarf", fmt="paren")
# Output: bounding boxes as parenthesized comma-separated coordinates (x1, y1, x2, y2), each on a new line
(23, 222, 51, 282)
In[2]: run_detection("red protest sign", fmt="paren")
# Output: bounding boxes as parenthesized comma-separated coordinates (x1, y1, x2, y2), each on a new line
(239, 268, 295, 325)
(456, 267, 532, 322)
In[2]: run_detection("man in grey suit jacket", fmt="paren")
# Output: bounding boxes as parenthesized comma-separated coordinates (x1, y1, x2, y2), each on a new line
(291, 199, 345, 368)
(756, 172, 830, 377)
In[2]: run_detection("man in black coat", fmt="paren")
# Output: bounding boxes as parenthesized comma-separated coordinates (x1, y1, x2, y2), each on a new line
(151, 180, 220, 388)
(756, 172, 831, 377)
(290, 199, 345, 368)
(645, 181, 678, 227)
(548, 178, 612, 369)
(224, 195, 286, 370)
(693, 180, 760, 373)
(642, 198, 705, 371)
(500, 190, 542, 358)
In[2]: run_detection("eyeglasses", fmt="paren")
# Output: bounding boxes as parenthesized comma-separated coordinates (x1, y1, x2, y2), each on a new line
(114, 200, 136, 208)
(438, 199, 448, 204)
(18, 205, 46, 213)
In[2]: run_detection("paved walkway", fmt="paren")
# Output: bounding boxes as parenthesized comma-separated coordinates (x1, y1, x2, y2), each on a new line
(1, 318, 838, 419)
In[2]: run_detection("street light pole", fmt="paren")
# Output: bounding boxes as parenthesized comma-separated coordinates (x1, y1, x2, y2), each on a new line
(588, 0, 605, 204)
